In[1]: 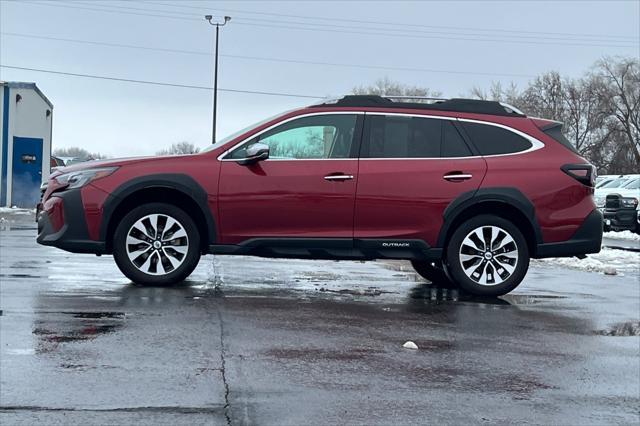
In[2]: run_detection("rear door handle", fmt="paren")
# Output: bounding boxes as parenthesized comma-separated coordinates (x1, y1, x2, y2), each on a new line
(324, 173, 354, 181)
(443, 172, 473, 181)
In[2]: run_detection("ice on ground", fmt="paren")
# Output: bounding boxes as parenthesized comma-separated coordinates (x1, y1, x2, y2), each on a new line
(604, 230, 640, 241)
(402, 341, 418, 350)
(533, 247, 640, 276)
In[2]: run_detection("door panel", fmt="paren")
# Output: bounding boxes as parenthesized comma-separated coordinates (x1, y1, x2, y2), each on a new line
(354, 114, 487, 246)
(354, 159, 486, 246)
(11, 137, 43, 208)
(218, 160, 358, 244)
(218, 113, 362, 244)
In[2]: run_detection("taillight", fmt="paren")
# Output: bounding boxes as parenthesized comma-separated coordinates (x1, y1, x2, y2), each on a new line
(561, 163, 597, 187)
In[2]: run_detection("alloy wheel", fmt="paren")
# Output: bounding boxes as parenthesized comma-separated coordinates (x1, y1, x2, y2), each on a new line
(125, 214, 189, 276)
(458, 225, 518, 286)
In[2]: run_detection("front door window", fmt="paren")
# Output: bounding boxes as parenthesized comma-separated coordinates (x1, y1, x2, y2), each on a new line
(228, 114, 358, 160)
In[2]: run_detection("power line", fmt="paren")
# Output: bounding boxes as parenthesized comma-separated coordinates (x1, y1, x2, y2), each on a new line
(0, 65, 324, 99)
(229, 21, 637, 49)
(143, 0, 638, 41)
(15, 0, 638, 48)
(64, 0, 638, 45)
(19, 0, 199, 22)
(2, 32, 537, 78)
(2, 32, 210, 56)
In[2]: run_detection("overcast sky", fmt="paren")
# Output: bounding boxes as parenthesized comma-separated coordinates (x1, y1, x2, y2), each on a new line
(1, 0, 638, 157)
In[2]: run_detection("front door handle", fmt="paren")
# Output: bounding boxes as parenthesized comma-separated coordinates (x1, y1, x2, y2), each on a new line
(324, 173, 354, 181)
(443, 172, 473, 181)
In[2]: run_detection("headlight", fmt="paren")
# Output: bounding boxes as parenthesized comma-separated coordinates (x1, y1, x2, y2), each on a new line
(595, 196, 605, 207)
(54, 167, 118, 189)
(621, 197, 639, 209)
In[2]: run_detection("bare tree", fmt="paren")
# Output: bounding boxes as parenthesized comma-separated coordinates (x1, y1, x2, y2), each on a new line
(353, 77, 441, 99)
(594, 57, 640, 166)
(52, 147, 107, 160)
(156, 142, 201, 156)
(469, 81, 521, 106)
(359, 57, 638, 173)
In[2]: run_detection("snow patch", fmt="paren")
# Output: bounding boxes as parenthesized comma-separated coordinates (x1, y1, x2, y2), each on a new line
(402, 341, 418, 350)
(0, 207, 34, 215)
(604, 231, 640, 241)
(533, 247, 640, 276)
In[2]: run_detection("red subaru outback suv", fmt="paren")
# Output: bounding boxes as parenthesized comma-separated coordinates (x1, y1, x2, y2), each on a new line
(37, 96, 602, 296)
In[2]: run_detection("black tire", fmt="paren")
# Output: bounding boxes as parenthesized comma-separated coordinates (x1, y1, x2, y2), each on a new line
(411, 260, 458, 289)
(445, 214, 529, 297)
(113, 203, 201, 286)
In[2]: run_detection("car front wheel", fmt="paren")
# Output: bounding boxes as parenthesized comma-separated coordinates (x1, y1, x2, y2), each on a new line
(113, 203, 201, 285)
(445, 215, 529, 297)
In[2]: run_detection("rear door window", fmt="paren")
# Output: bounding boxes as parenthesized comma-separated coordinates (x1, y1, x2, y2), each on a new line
(461, 122, 532, 155)
(362, 115, 472, 158)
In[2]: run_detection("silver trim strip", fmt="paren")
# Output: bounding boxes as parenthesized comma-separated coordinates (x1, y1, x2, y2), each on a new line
(364, 111, 456, 121)
(324, 175, 354, 181)
(444, 174, 473, 180)
(499, 102, 525, 116)
(217, 110, 545, 162)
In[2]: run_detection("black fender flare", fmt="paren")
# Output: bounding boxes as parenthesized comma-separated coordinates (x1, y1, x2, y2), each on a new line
(99, 174, 217, 245)
(436, 187, 543, 248)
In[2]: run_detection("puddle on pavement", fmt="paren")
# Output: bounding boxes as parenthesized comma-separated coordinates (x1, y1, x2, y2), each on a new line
(32, 311, 125, 353)
(0, 274, 44, 279)
(265, 347, 382, 361)
(317, 287, 393, 297)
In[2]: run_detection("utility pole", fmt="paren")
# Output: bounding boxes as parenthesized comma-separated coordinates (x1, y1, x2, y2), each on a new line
(205, 15, 231, 144)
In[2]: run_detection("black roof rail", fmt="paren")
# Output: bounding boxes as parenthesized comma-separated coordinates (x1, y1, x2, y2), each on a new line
(311, 95, 526, 117)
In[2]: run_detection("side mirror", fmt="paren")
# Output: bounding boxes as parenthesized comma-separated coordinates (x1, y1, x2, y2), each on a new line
(237, 143, 269, 165)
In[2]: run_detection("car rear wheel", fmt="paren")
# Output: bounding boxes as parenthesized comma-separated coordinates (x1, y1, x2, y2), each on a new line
(445, 215, 529, 297)
(411, 260, 458, 288)
(113, 203, 201, 285)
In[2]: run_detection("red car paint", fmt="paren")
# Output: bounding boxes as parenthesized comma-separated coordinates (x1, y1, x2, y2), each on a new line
(38, 101, 598, 257)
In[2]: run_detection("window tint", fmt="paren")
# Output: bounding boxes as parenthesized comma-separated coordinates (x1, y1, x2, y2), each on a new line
(363, 116, 472, 158)
(461, 122, 532, 155)
(229, 114, 357, 160)
(365, 116, 442, 158)
(442, 122, 472, 157)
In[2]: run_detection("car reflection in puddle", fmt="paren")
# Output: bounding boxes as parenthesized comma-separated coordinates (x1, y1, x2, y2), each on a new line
(32, 311, 125, 354)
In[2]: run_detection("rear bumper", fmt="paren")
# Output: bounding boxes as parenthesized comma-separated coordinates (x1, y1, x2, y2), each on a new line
(37, 189, 106, 254)
(603, 207, 638, 232)
(534, 209, 603, 258)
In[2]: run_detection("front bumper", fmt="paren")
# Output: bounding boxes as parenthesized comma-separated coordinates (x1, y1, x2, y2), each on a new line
(603, 207, 638, 232)
(535, 209, 603, 258)
(37, 189, 106, 254)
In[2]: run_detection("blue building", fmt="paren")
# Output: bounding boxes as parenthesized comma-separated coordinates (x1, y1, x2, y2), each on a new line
(0, 82, 53, 208)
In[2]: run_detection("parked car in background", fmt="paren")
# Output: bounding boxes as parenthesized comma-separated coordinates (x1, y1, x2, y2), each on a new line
(36, 95, 601, 297)
(603, 177, 640, 233)
(596, 174, 619, 188)
(594, 175, 638, 207)
(50, 156, 65, 171)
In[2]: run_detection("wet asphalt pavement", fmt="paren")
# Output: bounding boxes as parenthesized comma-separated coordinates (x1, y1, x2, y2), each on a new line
(1, 214, 639, 425)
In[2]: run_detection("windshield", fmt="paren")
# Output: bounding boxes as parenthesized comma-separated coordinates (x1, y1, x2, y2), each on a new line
(596, 179, 613, 188)
(621, 178, 639, 190)
(601, 178, 629, 188)
(201, 111, 290, 153)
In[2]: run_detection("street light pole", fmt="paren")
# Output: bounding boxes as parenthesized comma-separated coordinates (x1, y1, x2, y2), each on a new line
(205, 15, 231, 144)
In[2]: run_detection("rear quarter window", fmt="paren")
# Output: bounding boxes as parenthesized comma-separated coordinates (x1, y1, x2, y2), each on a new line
(461, 122, 532, 155)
